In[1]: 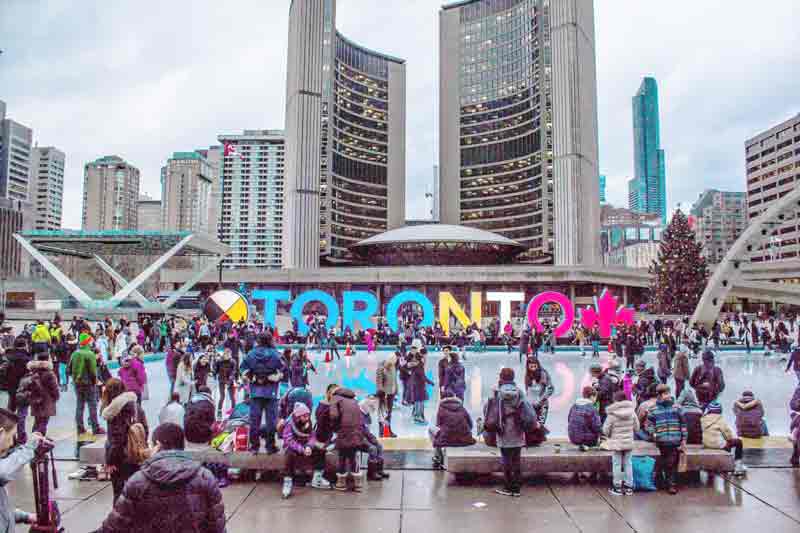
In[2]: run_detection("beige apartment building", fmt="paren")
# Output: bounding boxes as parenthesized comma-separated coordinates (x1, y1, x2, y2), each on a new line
(745, 114, 800, 262)
(160, 151, 214, 234)
(81, 155, 140, 231)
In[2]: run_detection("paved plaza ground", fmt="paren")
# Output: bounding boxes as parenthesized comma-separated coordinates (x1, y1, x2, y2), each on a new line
(7, 463, 800, 532)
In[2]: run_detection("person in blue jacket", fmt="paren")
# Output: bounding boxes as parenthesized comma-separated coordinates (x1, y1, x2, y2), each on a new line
(240, 334, 285, 454)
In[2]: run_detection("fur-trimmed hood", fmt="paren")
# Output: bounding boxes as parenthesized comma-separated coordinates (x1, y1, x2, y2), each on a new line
(27, 360, 53, 372)
(102, 391, 137, 421)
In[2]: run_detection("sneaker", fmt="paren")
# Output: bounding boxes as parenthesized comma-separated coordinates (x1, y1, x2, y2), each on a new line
(511, 491, 522, 498)
(495, 488, 515, 497)
(281, 477, 293, 499)
(608, 486, 624, 497)
(311, 471, 331, 490)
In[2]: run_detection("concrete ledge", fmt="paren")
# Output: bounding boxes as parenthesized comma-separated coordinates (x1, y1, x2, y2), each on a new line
(444, 442, 734, 475)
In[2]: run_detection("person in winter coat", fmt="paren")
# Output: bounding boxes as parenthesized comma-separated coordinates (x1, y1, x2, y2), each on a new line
(4, 338, 30, 439)
(165, 342, 185, 394)
(568, 386, 602, 449)
(431, 391, 476, 469)
(159, 393, 185, 428)
(174, 353, 194, 406)
(524, 357, 554, 426)
(358, 396, 390, 482)
(701, 401, 746, 476)
(483, 367, 534, 497)
(0, 409, 48, 533)
(97, 422, 226, 533)
(733, 390, 767, 438)
(213, 348, 238, 416)
(184, 386, 216, 444)
(239, 334, 284, 454)
(19, 353, 59, 437)
(442, 351, 466, 402)
(376, 353, 398, 437)
(647, 385, 687, 494)
(314, 383, 338, 446)
(672, 346, 691, 398)
(30, 320, 51, 355)
(675, 388, 704, 445)
(601, 391, 640, 496)
(657, 346, 672, 385)
(633, 360, 657, 404)
(597, 360, 622, 422)
(407, 351, 434, 424)
(277, 386, 313, 431)
(71, 333, 104, 437)
(102, 378, 148, 502)
(280, 401, 330, 497)
(690, 350, 725, 409)
(518, 327, 531, 363)
(193, 354, 212, 392)
(329, 387, 366, 491)
(118, 356, 147, 404)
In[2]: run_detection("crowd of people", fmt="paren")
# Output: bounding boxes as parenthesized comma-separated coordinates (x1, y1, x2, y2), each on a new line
(0, 309, 797, 531)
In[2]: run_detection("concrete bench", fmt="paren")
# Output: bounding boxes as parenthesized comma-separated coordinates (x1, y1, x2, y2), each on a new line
(444, 441, 734, 479)
(79, 439, 349, 471)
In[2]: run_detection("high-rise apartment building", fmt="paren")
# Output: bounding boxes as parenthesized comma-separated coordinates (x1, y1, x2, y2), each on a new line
(0, 100, 34, 203)
(199, 145, 222, 238)
(137, 194, 162, 232)
(29, 146, 65, 230)
(0, 198, 33, 277)
(160, 151, 214, 234)
(745, 113, 800, 262)
(218, 130, 285, 269)
(81, 155, 140, 231)
(439, 0, 600, 265)
(690, 189, 746, 264)
(284, 0, 407, 268)
(629, 77, 666, 223)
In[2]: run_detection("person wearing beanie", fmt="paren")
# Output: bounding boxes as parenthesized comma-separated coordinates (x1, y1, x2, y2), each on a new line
(281, 401, 329, 498)
(672, 346, 691, 398)
(701, 401, 746, 476)
(70, 333, 104, 437)
(647, 385, 687, 494)
(675, 388, 704, 445)
(690, 350, 725, 409)
(733, 390, 767, 439)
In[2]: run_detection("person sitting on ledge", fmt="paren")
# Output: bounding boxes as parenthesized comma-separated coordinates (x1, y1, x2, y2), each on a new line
(568, 386, 602, 451)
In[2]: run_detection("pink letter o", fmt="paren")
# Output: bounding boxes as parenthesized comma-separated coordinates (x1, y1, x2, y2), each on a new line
(526, 291, 575, 338)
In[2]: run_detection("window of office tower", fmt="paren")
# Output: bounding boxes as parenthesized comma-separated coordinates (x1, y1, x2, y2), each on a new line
(329, 35, 391, 261)
(457, 0, 552, 262)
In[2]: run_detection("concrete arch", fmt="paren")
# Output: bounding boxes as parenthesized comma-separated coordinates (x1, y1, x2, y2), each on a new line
(692, 186, 800, 326)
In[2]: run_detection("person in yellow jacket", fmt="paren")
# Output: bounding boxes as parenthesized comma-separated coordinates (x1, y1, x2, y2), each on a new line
(30, 320, 51, 355)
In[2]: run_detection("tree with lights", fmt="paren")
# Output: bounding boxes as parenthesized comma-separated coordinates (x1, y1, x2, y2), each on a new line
(648, 209, 709, 315)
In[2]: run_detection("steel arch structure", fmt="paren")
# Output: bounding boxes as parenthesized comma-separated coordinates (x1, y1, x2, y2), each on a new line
(692, 186, 800, 326)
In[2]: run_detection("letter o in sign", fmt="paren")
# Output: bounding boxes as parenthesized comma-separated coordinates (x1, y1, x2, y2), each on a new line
(526, 291, 575, 338)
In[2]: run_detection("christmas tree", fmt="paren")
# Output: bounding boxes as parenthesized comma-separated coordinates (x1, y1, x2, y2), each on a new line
(648, 209, 709, 315)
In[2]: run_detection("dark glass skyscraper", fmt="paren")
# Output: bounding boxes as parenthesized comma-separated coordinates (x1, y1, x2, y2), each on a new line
(628, 77, 666, 223)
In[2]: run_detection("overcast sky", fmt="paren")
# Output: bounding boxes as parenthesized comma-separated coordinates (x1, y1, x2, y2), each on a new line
(1, 0, 799, 229)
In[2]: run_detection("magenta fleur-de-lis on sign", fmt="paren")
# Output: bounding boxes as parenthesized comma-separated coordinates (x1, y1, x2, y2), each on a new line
(580, 290, 635, 337)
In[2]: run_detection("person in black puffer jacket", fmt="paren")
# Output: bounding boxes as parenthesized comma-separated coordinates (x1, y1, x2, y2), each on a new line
(102, 379, 148, 502)
(184, 387, 216, 444)
(96, 423, 226, 533)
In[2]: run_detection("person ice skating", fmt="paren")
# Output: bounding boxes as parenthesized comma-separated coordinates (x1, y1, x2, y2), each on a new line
(647, 385, 687, 494)
(701, 401, 747, 476)
(96, 423, 226, 533)
(442, 350, 466, 402)
(672, 346, 690, 398)
(213, 348, 238, 417)
(376, 353, 399, 437)
(281, 402, 330, 498)
(602, 391, 639, 496)
(174, 353, 194, 406)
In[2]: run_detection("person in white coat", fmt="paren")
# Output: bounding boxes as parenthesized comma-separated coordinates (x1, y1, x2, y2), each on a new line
(174, 352, 194, 405)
